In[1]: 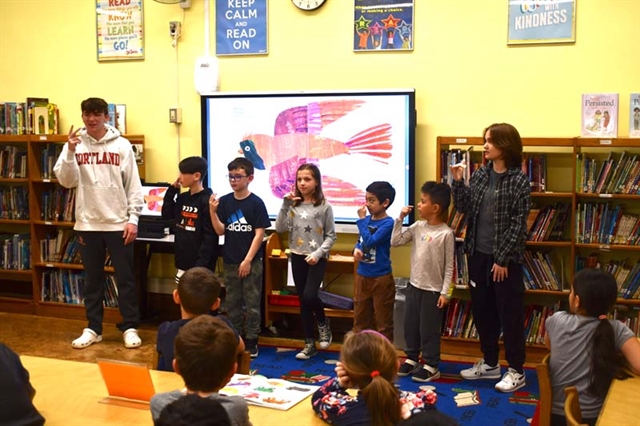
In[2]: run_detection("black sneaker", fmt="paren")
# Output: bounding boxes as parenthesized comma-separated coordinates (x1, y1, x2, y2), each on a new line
(245, 338, 259, 358)
(296, 340, 318, 360)
(411, 365, 441, 383)
(398, 359, 421, 377)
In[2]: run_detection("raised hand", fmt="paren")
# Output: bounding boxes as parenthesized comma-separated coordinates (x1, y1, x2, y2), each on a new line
(171, 177, 181, 188)
(357, 204, 367, 219)
(450, 159, 467, 182)
(67, 125, 82, 152)
(399, 205, 413, 221)
(283, 184, 301, 201)
(209, 193, 219, 213)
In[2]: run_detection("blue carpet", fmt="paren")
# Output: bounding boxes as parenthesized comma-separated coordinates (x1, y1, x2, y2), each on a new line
(250, 346, 538, 426)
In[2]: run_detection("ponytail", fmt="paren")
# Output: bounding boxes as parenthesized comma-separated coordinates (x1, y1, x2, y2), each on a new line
(360, 374, 401, 426)
(589, 317, 631, 397)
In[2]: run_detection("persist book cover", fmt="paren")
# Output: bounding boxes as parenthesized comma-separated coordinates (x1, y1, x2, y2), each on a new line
(630, 93, 640, 138)
(581, 93, 618, 138)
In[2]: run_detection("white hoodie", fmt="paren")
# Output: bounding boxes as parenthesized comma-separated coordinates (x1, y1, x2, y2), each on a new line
(53, 125, 143, 231)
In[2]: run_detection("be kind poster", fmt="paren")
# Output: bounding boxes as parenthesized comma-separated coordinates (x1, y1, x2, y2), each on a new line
(354, 0, 414, 52)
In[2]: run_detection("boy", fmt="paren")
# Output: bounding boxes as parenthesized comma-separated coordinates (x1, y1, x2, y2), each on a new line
(150, 315, 251, 426)
(53, 97, 143, 349)
(209, 158, 271, 358)
(353, 181, 396, 341)
(162, 156, 219, 283)
(156, 394, 231, 426)
(156, 267, 244, 372)
(391, 181, 454, 382)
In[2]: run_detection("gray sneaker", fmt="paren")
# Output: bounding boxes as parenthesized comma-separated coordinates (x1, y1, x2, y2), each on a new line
(296, 340, 318, 360)
(318, 320, 332, 349)
(460, 359, 501, 380)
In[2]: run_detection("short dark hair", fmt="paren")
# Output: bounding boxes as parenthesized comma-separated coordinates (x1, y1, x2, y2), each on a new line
(178, 267, 221, 315)
(80, 98, 109, 115)
(155, 394, 231, 426)
(174, 315, 237, 392)
(366, 181, 395, 209)
(483, 123, 523, 169)
(227, 157, 254, 176)
(179, 157, 208, 182)
(421, 181, 451, 215)
(399, 409, 459, 426)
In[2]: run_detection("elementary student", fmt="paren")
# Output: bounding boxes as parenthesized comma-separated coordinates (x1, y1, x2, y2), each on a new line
(156, 267, 244, 372)
(545, 268, 640, 426)
(209, 157, 271, 358)
(162, 156, 219, 284)
(391, 181, 454, 382)
(353, 181, 396, 341)
(275, 163, 337, 360)
(151, 315, 251, 426)
(311, 330, 438, 426)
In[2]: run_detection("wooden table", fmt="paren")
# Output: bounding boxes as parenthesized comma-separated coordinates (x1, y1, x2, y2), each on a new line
(596, 374, 640, 426)
(21, 356, 326, 426)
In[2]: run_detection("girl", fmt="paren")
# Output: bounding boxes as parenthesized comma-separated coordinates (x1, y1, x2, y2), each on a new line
(450, 123, 531, 392)
(545, 268, 640, 426)
(275, 163, 336, 360)
(311, 330, 438, 426)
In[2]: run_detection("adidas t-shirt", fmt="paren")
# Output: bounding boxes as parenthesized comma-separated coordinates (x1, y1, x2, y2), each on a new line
(216, 192, 271, 264)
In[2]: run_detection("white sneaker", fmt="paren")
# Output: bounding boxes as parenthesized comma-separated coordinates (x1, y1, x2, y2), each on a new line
(460, 359, 501, 380)
(295, 340, 318, 360)
(123, 328, 142, 349)
(318, 320, 332, 349)
(495, 368, 526, 392)
(71, 328, 102, 349)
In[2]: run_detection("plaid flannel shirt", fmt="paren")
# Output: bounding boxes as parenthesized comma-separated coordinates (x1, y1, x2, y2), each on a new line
(451, 164, 531, 266)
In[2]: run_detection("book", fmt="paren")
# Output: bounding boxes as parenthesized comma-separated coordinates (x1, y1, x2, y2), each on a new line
(220, 374, 319, 411)
(630, 93, 640, 138)
(581, 93, 619, 138)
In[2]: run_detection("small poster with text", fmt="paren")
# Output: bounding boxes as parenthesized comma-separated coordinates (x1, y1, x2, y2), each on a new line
(96, 0, 144, 61)
(216, 0, 268, 56)
(354, 0, 414, 52)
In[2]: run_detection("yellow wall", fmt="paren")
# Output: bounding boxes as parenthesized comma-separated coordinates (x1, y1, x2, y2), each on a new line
(1, 0, 639, 276)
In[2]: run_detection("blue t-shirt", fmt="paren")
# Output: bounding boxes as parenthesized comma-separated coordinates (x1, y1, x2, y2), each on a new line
(216, 193, 271, 264)
(355, 215, 394, 277)
(156, 314, 239, 372)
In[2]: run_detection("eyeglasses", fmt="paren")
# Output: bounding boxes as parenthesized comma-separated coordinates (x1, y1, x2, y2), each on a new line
(227, 174, 248, 181)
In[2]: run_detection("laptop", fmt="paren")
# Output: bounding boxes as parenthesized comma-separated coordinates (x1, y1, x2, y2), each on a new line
(97, 358, 156, 410)
(139, 183, 173, 239)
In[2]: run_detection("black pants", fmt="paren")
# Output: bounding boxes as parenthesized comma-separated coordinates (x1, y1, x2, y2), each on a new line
(467, 252, 525, 372)
(291, 254, 327, 340)
(78, 231, 140, 335)
(403, 285, 443, 368)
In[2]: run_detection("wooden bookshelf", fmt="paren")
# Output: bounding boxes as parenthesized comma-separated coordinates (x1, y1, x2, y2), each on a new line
(0, 133, 143, 320)
(437, 136, 640, 362)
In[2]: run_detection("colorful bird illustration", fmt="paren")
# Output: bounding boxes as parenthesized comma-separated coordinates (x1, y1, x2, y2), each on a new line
(239, 100, 393, 204)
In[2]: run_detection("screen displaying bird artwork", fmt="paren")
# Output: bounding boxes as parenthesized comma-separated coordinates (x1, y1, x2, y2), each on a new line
(201, 89, 416, 233)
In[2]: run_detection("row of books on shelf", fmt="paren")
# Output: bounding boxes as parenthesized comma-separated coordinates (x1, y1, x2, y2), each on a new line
(41, 270, 118, 307)
(0, 233, 30, 270)
(40, 229, 113, 266)
(41, 187, 75, 222)
(439, 148, 479, 186)
(41, 143, 63, 180)
(575, 203, 639, 245)
(583, 256, 640, 300)
(523, 250, 563, 291)
(612, 304, 640, 336)
(527, 203, 570, 242)
(0, 186, 28, 219)
(1, 145, 27, 178)
(0, 98, 59, 135)
(577, 151, 640, 195)
(523, 154, 547, 193)
(452, 245, 468, 289)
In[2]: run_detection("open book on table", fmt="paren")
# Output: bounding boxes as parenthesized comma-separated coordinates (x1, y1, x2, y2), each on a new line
(220, 374, 319, 411)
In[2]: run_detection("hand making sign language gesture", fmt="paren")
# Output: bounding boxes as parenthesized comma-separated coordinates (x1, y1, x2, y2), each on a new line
(67, 125, 82, 152)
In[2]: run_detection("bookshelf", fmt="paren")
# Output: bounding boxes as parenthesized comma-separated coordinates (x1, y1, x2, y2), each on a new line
(437, 136, 640, 362)
(0, 133, 144, 322)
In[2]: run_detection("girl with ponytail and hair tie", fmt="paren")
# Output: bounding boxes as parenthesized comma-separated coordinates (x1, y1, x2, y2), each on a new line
(545, 268, 640, 426)
(311, 330, 441, 426)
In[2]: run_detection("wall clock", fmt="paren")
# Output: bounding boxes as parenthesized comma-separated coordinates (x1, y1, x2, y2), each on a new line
(292, 0, 326, 11)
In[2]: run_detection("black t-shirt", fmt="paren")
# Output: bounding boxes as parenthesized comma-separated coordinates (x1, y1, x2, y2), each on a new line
(216, 193, 271, 264)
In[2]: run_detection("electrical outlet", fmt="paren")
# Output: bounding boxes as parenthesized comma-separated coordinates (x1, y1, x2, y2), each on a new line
(169, 21, 182, 39)
(169, 108, 182, 124)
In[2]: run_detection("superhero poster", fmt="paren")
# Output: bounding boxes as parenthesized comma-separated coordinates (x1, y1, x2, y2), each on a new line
(354, 0, 414, 52)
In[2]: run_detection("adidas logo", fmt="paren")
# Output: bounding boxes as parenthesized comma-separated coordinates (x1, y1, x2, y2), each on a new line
(226, 210, 253, 232)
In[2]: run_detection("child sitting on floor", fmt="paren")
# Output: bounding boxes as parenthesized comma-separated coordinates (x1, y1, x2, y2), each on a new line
(150, 315, 251, 426)
(311, 330, 439, 426)
(156, 267, 244, 372)
(545, 268, 640, 426)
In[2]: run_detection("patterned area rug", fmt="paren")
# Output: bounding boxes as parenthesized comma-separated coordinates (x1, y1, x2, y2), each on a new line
(250, 346, 538, 426)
